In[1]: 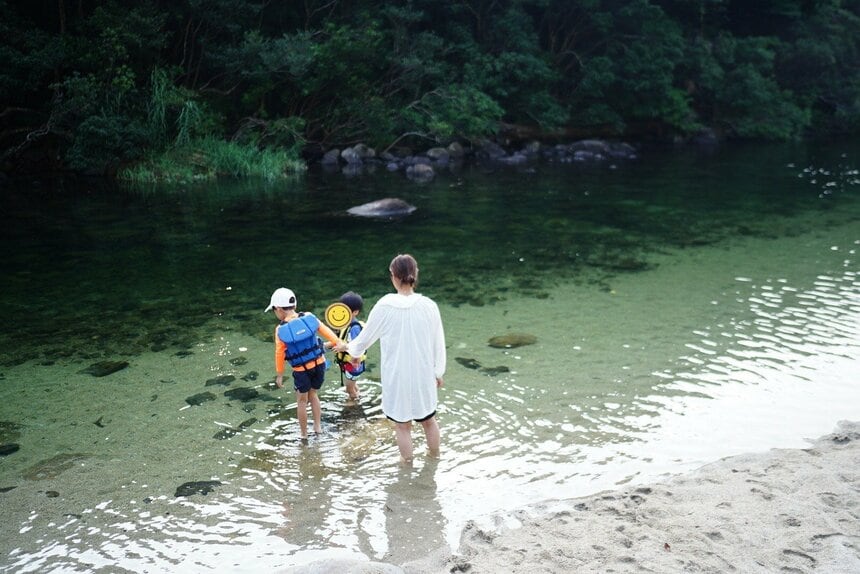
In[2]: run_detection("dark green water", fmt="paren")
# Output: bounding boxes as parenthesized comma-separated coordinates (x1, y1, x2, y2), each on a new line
(0, 141, 858, 572)
(1, 142, 855, 365)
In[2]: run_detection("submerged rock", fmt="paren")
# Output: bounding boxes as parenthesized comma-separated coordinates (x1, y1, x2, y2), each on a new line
(175, 480, 222, 497)
(213, 428, 238, 440)
(0, 443, 20, 456)
(224, 387, 259, 402)
(455, 357, 510, 376)
(213, 417, 258, 440)
(205, 375, 235, 387)
(0, 421, 22, 443)
(24, 453, 92, 480)
(481, 366, 510, 376)
(185, 391, 217, 406)
(80, 360, 129, 377)
(488, 333, 537, 348)
(455, 357, 482, 370)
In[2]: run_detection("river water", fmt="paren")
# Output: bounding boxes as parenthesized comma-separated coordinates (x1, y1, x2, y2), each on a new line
(0, 142, 858, 572)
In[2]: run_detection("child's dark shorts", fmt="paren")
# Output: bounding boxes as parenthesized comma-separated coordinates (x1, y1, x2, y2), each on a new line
(292, 362, 326, 394)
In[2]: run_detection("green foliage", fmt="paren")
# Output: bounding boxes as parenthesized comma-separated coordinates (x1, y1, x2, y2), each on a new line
(401, 85, 504, 142)
(119, 137, 305, 183)
(709, 35, 811, 138)
(66, 112, 151, 173)
(2, 0, 860, 176)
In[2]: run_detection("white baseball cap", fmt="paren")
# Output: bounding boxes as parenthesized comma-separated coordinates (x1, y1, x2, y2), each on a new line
(265, 287, 297, 312)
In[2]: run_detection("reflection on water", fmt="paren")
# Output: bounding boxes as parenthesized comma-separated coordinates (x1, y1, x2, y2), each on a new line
(0, 142, 858, 572)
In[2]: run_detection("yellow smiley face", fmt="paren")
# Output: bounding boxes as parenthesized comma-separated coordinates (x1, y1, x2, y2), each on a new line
(324, 302, 352, 329)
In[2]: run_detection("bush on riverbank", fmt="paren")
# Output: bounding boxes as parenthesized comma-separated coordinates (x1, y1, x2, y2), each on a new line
(118, 138, 305, 184)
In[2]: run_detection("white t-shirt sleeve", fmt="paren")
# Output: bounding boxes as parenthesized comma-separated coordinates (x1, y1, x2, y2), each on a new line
(432, 302, 446, 379)
(346, 301, 384, 358)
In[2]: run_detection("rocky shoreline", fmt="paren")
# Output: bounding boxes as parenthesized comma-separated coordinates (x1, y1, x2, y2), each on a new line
(317, 138, 641, 181)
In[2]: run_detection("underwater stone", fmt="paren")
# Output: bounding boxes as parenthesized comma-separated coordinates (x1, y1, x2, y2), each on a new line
(481, 366, 511, 376)
(80, 360, 129, 377)
(24, 453, 92, 480)
(0, 486, 17, 493)
(241, 371, 259, 381)
(213, 417, 258, 440)
(488, 334, 537, 348)
(0, 421, 22, 443)
(185, 391, 217, 406)
(0, 443, 20, 456)
(238, 417, 257, 429)
(175, 480, 222, 497)
(213, 428, 238, 440)
(224, 387, 259, 402)
(455, 357, 482, 370)
(239, 450, 279, 473)
(229, 357, 248, 366)
(205, 375, 236, 386)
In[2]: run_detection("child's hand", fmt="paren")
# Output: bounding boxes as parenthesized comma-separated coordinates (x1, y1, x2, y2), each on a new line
(436, 377, 444, 388)
(275, 374, 284, 389)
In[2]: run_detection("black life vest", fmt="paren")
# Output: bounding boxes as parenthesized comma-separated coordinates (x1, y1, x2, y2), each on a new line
(336, 319, 366, 375)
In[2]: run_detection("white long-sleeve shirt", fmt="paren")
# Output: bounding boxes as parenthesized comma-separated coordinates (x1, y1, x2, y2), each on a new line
(346, 292, 446, 422)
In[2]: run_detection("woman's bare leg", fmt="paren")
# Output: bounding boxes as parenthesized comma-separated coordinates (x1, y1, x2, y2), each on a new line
(395, 422, 414, 463)
(421, 416, 440, 458)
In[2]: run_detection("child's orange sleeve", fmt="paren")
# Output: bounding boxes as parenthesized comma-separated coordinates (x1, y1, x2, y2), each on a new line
(317, 322, 341, 347)
(274, 327, 286, 374)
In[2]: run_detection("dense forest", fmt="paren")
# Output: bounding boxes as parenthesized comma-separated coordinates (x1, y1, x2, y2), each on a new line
(2, 0, 859, 179)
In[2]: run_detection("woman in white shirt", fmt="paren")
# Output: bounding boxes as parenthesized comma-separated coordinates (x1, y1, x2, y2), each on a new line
(338, 254, 446, 463)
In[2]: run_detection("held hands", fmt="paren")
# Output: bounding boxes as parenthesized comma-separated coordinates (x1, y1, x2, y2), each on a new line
(333, 340, 348, 353)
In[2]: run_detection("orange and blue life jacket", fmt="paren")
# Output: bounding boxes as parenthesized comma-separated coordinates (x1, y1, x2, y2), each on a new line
(278, 313, 325, 368)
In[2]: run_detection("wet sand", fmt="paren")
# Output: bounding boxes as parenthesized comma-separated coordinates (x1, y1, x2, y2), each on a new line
(287, 420, 860, 573)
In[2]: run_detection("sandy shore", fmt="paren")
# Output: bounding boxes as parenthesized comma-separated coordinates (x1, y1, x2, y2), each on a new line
(287, 420, 860, 573)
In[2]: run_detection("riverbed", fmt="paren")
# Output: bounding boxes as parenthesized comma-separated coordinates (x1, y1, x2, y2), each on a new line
(1, 141, 858, 572)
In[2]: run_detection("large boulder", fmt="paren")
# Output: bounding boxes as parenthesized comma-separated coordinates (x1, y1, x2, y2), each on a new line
(352, 143, 376, 159)
(475, 139, 507, 160)
(346, 198, 417, 219)
(340, 147, 363, 165)
(406, 163, 435, 181)
(426, 147, 450, 164)
(320, 149, 341, 165)
(447, 141, 465, 158)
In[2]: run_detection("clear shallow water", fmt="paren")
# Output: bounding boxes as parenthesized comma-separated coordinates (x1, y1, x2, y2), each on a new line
(0, 142, 858, 572)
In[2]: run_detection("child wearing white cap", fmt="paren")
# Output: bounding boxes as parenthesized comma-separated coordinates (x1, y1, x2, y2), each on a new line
(266, 287, 341, 440)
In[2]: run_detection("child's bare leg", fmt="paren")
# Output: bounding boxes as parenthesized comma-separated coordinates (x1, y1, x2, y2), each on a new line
(344, 379, 359, 399)
(309, 389, 322, 434)
(421, 416, 441, 458)
(296, 391, 309, 439)
(394, 421, 414, 464)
